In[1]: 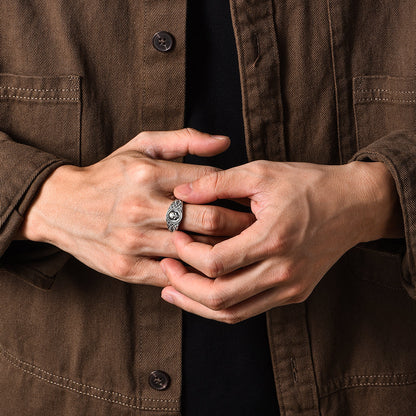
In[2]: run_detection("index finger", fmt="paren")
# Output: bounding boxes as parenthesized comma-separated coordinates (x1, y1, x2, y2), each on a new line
(173, 221, 268, 277)
(155, 159, 221, 191)
(174, 166, 256, 204)
(134, 128, 230, 160)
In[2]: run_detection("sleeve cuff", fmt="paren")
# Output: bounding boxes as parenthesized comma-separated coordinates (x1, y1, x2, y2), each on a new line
(0, 131, 69, 288)
(350, 130, 416, 298)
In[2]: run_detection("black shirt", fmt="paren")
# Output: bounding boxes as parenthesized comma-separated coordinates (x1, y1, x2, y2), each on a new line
(182, 1, 280, 415)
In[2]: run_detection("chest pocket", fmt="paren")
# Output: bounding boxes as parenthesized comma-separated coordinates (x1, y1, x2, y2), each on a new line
(0, 73, 81, 164)
(353, 75, 416, 150)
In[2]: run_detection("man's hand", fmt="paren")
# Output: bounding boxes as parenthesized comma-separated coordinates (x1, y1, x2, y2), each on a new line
(20, 129, 254, 286)
(160, 160, 403, 323)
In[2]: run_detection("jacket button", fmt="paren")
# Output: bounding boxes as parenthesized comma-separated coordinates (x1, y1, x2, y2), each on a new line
(148, 370, 171, 391)
(152, 31, 174, 52)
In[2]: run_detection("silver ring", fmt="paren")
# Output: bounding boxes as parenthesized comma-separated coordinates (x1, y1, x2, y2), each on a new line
(166, 199, 184, 232)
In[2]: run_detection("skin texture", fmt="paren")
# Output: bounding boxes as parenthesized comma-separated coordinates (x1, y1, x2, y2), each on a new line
(20, 128, 403, 322)
(160, 159, 404, 323)
(20, 128, 254, 286)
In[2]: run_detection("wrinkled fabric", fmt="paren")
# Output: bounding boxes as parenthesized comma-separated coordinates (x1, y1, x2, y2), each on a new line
(1, 1, 416, 415)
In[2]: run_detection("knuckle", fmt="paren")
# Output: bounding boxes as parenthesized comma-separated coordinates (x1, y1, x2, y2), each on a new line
(205, 292, 227, 311)
(211, 171, 223, 193)
(175, 127, 196, 142)
(124, 204, 143, 225)
(204, 255, 224, 278)
(250, 160, 269, 175)
(183, 127, 198, 138)
(134, 131, 159, 159)
(291, 291, 308, 304)
(287, 283, 308, 304)
(130, 159, 157, 184)
(110, 255, 133, 279)
(112, 227, 146, 255)
(248, 160, 271, 188)
(136, 131, 151, 142)
(130, 259, 161, 286)
(200, 166, 219, 178)
(275, 263, 295, 285)
(218, 311, 242, 325)
(200, 207, 222, 233)
(275, 237, 290, 255)
(265, 233, 292, 256)
(121, 230, 140, 253)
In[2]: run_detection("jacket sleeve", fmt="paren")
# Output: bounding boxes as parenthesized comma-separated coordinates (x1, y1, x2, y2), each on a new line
(350, 130, 416, 299)
(0, 131, 69, 289)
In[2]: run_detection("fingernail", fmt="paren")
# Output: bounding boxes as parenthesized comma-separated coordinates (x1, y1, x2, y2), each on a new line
(210, 135, 229, 140)
(175, 183, 192, 196)
(162, 292, 175, 304)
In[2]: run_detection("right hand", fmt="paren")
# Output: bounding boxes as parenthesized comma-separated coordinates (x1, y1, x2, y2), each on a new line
(20, 128, 254, 286)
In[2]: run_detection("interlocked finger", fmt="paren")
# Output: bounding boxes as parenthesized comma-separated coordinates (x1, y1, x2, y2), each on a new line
(160, 257, 282, 311)
(178, 203, 255, 236)
(160, 268, 298, 324)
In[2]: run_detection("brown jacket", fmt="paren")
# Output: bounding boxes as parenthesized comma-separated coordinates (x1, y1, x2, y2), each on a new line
(1, 1, 416, 415)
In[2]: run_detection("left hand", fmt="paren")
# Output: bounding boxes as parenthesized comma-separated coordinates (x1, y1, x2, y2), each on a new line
(160, 160, 403, 323)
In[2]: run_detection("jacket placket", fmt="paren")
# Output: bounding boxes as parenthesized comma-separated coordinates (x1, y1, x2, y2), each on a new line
(230, 1, 320, 414)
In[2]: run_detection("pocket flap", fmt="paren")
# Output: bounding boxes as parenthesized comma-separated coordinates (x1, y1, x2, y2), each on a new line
(352, 75, 416, 150)
(0, 73, 81, 163)
(0, 74, 80, 103)
(353, 76, 416, 105)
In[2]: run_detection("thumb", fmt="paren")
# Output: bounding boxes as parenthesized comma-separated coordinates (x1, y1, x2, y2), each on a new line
(124, 128, 230, 160)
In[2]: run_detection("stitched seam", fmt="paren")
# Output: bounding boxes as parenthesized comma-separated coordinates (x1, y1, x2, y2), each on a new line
(253, 34, 260, 67)
(2, 354, 179, 411)
(230, 1, 256, 161)
(353, 85, 362, 149)
(304, 302, 322, 416)
(0, 94, 79, 102)
(269, 0, 287, 162)
(140, 0, 147, 130)
(321, 378, 416, 398)
(267, 313, 287, 416)
(326, 0, 342, 164)
(0, 348, 179, 409)
(345, 372, 416, 378)
(356, 89, 416, 94)
(78, 76, 82, 165)
(0, 86, 79, 93)
(339, 381, 416, 386)
(137, 280, 144, 408)
(321, 380, 416, 398)
(355, 97, 416, 104)
(1, 347, 136, 400)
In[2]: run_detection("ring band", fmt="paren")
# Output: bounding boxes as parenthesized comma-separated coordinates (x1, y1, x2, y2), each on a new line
(166, 199, 184, 232)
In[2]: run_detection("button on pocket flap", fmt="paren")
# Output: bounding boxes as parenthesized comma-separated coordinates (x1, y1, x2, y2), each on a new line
(353, 75, 416, 150)
(0, 74, 81, 164)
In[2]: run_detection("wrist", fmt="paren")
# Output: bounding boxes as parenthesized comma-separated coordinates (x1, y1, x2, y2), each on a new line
(19, 164, 83, 246)
(348, 161, 404, 243)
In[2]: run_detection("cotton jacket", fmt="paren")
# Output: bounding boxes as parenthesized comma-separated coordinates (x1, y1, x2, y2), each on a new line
(1, 1, 416, 415)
